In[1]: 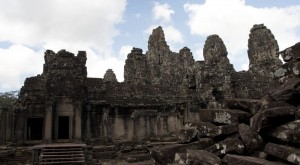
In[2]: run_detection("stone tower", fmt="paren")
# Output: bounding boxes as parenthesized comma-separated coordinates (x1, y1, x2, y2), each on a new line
(124, 26, 195, 87)
(147, 26, 172, 85)
(124, 48, 149, 85)
(196, 35, 235, 107)
(248, 24, 282, 75)
(103, 69, 118, 83)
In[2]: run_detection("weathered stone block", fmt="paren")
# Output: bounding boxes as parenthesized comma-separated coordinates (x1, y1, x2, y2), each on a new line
(225, 98, 259, 113)
(177, 126, 198, 144)
(264, 143, 300, 165)
(174, 152, 186, 164)
(199, 109, 251, 124)
(218, 123, 239, 136)
(268, 78, 300, 106)
(190, 122, 216, 138)
(150, 138, 213, 165)
(189, 122, 238, 138)
(250, 106, 297, 132)
(205, 138, 244, 156)
(270, 120, 300, 144)
(279, 42, 300, 62)
(186, 149, 221, 165)
(223, 154, 286, 165)
(238, 123, 263, 153)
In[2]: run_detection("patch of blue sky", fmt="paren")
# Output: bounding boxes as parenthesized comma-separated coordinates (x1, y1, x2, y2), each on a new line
(246, 0, 300, 8)
(0, 41, 13, 49)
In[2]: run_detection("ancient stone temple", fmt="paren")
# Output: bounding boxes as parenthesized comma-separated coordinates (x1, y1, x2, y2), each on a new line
(0, 24, 284, 146)
(0, 23, 299, 164)
(3, 22, 300, 165)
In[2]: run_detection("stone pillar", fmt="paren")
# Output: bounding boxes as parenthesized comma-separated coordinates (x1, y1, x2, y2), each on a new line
(44, 104, 53, 143)
(85, 104, 92, 139)
(74, 102, 82, 142)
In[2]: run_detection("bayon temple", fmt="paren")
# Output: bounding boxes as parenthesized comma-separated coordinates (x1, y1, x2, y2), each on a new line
(0, 24, 300, 164)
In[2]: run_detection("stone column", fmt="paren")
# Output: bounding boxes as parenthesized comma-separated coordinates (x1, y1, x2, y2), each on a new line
(85, 104, 92, 139)
(44, 104, 53, 143)
(74, 102, 82, 142)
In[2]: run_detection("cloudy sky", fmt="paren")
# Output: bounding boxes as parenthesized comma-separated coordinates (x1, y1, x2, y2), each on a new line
(0, 0, 300, 92)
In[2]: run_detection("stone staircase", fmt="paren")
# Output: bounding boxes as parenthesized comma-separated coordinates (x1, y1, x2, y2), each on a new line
(0, 147, 32, 165)
(33, 143, 86, 164)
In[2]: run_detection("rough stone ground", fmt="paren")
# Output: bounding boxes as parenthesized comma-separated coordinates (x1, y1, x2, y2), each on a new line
(148, 78, 300, 165)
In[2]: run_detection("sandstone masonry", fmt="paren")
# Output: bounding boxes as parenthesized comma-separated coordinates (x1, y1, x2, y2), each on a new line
(0, 24, 285, 145)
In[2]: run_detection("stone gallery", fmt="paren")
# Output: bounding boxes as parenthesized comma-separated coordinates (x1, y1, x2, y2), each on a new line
(0, 24, 300, 164)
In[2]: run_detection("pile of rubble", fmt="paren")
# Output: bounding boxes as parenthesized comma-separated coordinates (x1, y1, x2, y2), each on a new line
(149, 43, 300, 165)
(150, 83, 299, 164)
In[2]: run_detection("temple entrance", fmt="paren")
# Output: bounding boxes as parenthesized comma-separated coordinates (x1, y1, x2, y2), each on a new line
(58, 116, 69, 139)
(27, 118, 43, 140)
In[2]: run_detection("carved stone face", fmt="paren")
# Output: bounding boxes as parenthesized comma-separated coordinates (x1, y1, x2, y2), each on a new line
(248, 24, 280, 67)
(203, 35, 228, 64)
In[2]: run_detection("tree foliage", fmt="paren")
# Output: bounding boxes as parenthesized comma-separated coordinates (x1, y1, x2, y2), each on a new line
(0, 91, 18, 111)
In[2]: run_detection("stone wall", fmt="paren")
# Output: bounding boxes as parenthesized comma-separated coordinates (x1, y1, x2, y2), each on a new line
(124, 26, 195, 87)
(10, 23, 287, 145)
(0, 110, 13, 143)
(124, 24, 282, 107)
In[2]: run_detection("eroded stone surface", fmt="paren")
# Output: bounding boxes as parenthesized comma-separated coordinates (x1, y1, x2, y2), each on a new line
(124, 26, 195, 87)
(225, 99, 259, 113)
(268, 78, 300, 106)
(270, 120, 300, 144)
(103, 69, 118, 83)
(238, 123, 263, 153)
(174, 152, 186, 164)
(205, 138, 244, 156)
(199, 109, 251, 124)
(265, 143, 300, 165)
(248, 24, 282, 75)
(279, 42, 300, 62)
(186, 149, 221, 165)
(223, 154, 286, 165)
(250, 106, 297, 132)
(150, 138, 213, 165)
(177, 126, 198, 144)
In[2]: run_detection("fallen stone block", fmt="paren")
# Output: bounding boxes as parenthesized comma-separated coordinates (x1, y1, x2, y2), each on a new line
(189, 122, 216, 138)
(279, 42, 300, 62)
(224, 98, 259, 113)
(174, 153, 186, 164)
(191, 122, 238, 138)
(199, 109, 251, 124)
(238, 123, 263, 153)
(186, 149, 221, 165)
(257, 97, 292, 112)
(223, 154, 286, 165)
(205, 138, 244, 156)
(268, 78, 300, 106)
(177, 126, 198, 144)
(150, 138, 213, 165)
(270, 120, 300, 144)
(250, 106, 297, 132)
(264, 143, 300, 165)
(217, 123, 239, 136)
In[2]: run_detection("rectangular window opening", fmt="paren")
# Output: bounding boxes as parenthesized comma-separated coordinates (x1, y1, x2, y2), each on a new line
(58, 116, 69, 139)
(27, 118, 43, 140)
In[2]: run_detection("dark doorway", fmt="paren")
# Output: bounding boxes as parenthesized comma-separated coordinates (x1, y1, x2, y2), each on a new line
(27, 118, 43, 140)
(58, 116, 69, 139)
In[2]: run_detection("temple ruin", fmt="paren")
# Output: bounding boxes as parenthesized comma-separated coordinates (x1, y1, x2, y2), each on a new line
(0, 24, 299, 164)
